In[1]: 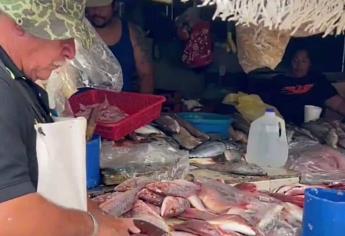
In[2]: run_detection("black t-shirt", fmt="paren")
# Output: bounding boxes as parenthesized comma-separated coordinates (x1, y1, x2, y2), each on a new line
(0, 48, 52, 203)
(271, 72, 337, 125)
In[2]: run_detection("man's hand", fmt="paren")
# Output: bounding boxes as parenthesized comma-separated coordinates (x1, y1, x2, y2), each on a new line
(88, 199, 140, 236)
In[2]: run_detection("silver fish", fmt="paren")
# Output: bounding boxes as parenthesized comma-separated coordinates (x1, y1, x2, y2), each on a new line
(155, 115, 181, 134)
(224, 142, 244, 162)
(173, 126, 203, 150)
(135, 125, 164, 135)
(172, 113, 210, 142)
(189, 141, 226, 158)
(194, 161, 267, 176)
(303, 121, 338, 148)
(286, 124, 318, 141)
(227, 161, 267, 176)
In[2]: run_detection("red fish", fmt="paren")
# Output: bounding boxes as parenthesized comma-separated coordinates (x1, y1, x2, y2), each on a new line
(161, 196, 190, 218)
(138, 188, 165, 206)
(146, 180, 200, 198)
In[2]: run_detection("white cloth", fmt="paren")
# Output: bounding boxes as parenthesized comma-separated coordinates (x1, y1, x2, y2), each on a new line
(35, 117, 87, 211)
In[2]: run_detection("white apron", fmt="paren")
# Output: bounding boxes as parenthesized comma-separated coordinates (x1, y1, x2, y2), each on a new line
(35, 117, 87, 211)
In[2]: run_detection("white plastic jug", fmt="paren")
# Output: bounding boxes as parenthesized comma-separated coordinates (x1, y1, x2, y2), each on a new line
(246, 109, 288, 168)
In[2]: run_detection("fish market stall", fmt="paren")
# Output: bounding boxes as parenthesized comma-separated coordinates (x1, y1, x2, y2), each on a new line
(67, 85, 345, 236)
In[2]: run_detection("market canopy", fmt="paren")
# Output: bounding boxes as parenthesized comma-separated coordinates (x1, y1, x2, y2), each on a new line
(183, 0, 345, 36)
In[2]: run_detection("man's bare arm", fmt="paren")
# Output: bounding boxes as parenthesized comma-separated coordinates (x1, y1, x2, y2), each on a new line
(129, 24, 154, 94)
(0, 193, 93, 236)
(325, 95, 345, 116)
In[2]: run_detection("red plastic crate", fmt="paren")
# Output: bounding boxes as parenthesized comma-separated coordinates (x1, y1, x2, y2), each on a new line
(69, 89, 166, 140)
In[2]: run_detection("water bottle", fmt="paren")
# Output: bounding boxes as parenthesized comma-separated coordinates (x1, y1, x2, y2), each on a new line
(246, 108, 288, 168)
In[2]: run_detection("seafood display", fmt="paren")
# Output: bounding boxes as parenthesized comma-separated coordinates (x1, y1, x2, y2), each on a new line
(89, 110, 345, 235)
(92, 178, 306, 236)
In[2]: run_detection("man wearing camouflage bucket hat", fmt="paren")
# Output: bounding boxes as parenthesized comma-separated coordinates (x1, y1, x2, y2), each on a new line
(0, 0, 139, 235)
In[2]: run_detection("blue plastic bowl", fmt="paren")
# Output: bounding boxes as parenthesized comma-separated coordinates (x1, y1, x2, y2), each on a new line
(303, 188, 345, 236)
(178, 112, 233, 138)
(86, 136, 101, 189)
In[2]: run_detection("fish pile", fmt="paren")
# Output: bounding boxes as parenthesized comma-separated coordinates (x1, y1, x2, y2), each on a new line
(134, 114, 267, 177)
(302, 120, 345, 149)
(92, 178, 303, 236)
(153, 114, 210, 150)
(287, 143, 345, 185)
(230, 113, 345, 150)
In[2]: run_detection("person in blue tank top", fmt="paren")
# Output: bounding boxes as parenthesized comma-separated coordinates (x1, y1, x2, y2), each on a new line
(86, 0, 154, 93)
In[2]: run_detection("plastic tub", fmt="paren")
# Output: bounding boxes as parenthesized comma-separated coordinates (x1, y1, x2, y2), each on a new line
(302, 188, 345, 236)
(69, 89, 166, 140)
(86, 136, 101, 189)
(178, 112, 233, 138)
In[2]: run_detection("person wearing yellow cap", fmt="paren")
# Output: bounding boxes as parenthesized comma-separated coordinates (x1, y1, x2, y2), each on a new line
(0, 0, 139, 235)
(86, 0, 154, 94)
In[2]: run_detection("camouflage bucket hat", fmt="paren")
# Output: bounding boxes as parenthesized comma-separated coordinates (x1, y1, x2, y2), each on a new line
(0, 0, 95, 49)
(87, 0, 113, 8)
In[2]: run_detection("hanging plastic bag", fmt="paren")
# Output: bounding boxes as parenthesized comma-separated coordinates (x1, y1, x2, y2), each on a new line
(223, 92, 281, 122)
(236, 24, 291, 73)
(46, 19, 123, 115)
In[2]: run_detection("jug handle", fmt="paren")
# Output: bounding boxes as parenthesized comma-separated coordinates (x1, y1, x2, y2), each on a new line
(277, 117, 286, 139)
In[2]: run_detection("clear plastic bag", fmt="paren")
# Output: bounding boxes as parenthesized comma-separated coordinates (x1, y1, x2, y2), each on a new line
(71, 19, 123, 90)
(46, 19, 123, 115)
(100, 140, 189, 183)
